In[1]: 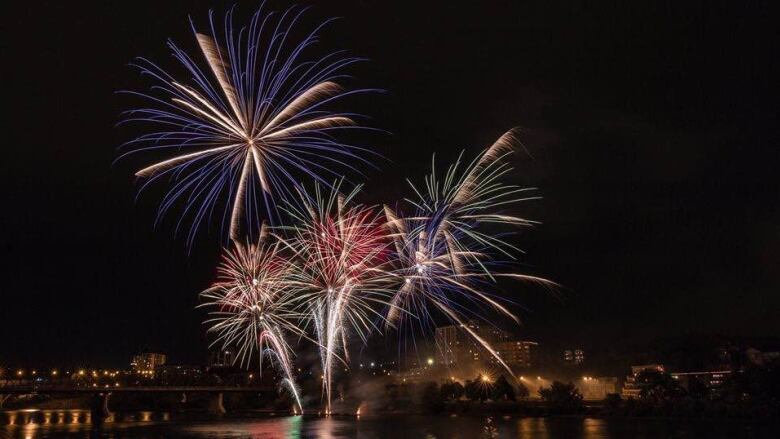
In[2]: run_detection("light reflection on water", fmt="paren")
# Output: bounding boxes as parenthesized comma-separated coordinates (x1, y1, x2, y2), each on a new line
(0, 410, 778, 438)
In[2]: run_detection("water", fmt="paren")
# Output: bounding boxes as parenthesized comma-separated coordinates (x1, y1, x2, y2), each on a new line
(1, 410, 777, 438)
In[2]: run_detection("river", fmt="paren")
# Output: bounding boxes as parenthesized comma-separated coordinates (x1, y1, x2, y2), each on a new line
(1, 410, 778, 438)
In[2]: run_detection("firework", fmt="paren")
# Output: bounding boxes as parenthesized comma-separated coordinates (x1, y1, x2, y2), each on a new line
(119, 6, 376, 244)
(280, 183, 391, 413)
(385, 129, 556, 375)
(200, 234, 305, 412)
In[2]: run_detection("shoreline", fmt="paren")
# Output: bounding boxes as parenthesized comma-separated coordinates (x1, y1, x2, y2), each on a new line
(2, 406, 776, 425)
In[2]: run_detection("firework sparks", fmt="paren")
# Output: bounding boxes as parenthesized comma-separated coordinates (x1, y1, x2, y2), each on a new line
(200, 235, 306, 412)
(280, 182, 391, 413)
(119, 6, 377, 244)
(385, 129, 557, 376)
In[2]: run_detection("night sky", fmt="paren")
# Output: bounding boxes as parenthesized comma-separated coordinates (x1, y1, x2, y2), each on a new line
(3, 1, 778, 368)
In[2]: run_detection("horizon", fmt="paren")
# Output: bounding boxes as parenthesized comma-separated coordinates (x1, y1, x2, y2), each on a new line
(3, 1, 779, 369)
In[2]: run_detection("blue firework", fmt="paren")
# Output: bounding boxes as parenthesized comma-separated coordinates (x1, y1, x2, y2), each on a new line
(384, 129, 557, 375)
(118, 5, 377, 245)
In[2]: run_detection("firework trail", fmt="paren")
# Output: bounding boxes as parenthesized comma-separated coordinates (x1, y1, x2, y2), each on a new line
(280, 182, 391, 413)
(384, 129, 556, 376)
(119, 5, 377, 245)
(200, 233, 306, 413)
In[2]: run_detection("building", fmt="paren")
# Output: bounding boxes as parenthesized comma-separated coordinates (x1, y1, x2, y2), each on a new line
(435, 324, 474, 365)
(434, 322, 537, 373)
(621, 364, 665, 399)
(208, 349, 235, 368)
(563, 349, 585, 366)
(577, 376, 619, 400)
(435, 325, 459, 366)
(131, 352, 167, 373)
(472, 321, 511, 343)
(493, 341, 538, 369)
(671, 370, 732, 390)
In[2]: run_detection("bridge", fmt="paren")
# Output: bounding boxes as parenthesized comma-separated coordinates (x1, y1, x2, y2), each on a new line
(0, 385, 275, 420)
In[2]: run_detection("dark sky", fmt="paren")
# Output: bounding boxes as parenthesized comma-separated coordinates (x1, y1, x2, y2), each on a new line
(2, 1, 779, 368)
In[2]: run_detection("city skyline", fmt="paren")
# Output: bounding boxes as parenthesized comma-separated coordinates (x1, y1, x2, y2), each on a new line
(3, 0, 779, 369)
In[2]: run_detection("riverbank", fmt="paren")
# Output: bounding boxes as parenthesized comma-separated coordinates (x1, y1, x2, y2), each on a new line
(4, 395, 779, 424)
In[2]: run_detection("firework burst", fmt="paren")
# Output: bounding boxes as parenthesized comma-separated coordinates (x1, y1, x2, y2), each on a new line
(119, 6, 377, 245)
(385, 129, 556, 375)
(200, 234, 306, 412)
(279, 182, 391, 413)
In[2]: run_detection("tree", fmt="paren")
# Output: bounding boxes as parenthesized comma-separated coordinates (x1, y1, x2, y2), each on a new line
(636, 370, 684, 404)
(516, 381, 530, 400)
(491, 375, 516, 401)
(452, 381, 464, 400)
(718, 360, 780, 419)
(440, 380, 464, 401)
(538, 381, 584, 413)
(464, 375, 492, 402)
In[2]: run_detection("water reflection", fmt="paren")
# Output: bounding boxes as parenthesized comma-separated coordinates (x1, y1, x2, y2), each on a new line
(481, 416, 499, 438)
(0, 409, 173, 429)
(1, 410, 85, 427)
(182, 415, 304, 438)
(139, 411, 152, 422)
(0, 411, 777, 438)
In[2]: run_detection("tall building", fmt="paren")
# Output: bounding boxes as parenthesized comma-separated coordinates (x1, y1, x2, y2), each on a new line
(131, 352, 167, 372)
(435, 322, 537, 372)
(471, 321, 510, 343)
(493, 340, 538, 369)
(435, 325, 459, 366)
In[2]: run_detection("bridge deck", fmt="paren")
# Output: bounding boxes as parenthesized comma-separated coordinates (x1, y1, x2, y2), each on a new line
(0, 386, 273, 394)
